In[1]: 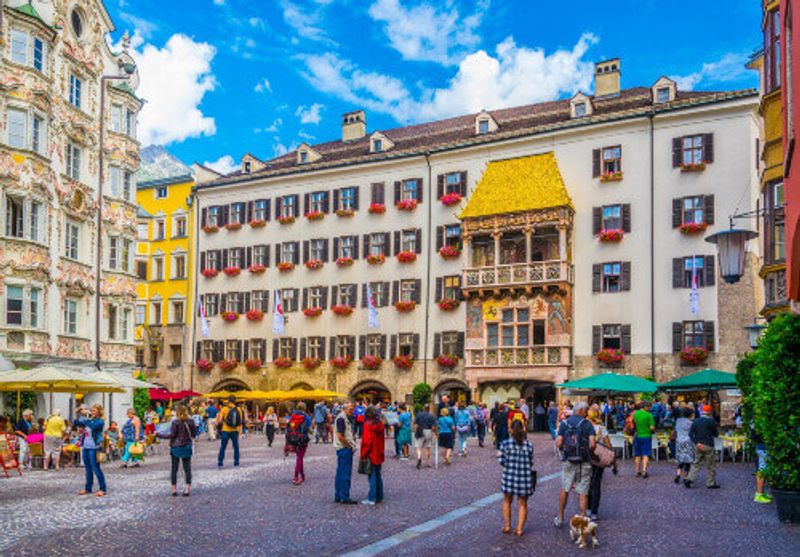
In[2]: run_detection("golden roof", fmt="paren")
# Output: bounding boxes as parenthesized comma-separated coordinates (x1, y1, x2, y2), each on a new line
(459, 152, 573, 219)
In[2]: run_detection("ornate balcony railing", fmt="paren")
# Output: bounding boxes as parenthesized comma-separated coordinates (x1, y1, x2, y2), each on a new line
(463, 260, 571, 289)
(764, 268, 787, 309)
(467, 345, 572, 367)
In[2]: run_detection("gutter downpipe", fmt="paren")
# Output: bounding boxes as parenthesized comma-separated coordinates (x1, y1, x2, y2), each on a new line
(423, 152, 433, 387)
(649, 111, 656, 380)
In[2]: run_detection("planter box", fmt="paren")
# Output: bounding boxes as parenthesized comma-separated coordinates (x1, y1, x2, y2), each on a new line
(774, 489, 800, 523)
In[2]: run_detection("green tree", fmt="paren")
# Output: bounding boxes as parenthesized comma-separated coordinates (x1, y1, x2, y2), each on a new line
(133, 388, 150, 419)
(2, 391, 36, 420)
(412, 383, 432, 412)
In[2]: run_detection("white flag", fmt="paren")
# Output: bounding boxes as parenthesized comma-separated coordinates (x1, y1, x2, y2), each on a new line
(199, 298, 210, 338)
(690, 259, 700, 315)
(367, 283, 380, 329)
(272, 290, 285, 335)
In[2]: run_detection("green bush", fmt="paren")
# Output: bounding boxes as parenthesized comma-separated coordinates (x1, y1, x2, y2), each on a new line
(746, 313, 800, 491)
(2, 391, 36, 419)
(735, 351, 757, 427)
(412, 383, 432, 408)
(133, 388, 150, 419)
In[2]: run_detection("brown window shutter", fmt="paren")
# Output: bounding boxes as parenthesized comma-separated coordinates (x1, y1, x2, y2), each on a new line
(329, 337, 336, 359)
(672, 137, 682, 167)
(246, 201, 253, 222)
(704, 195, 715, 225)
(672, 322, 683, 352)
(220, 205, 229, 226)
(621, 261, 631, 291)
(291, 338, 298, 361)
(299, 338, 306, 360)
(412, 334, 420, 359)
(201, 208, 208, 227)
(705, 256, 716, 286)
(265, 199, 272, 221)
(272, 339, 279, 360)
(301, 288, 308, 310)
(195, 341, 202, 360)
(265, 245, 271, 267)
(592, 264, 601, 292)
(393, 181, 401, 204)
(353, 187, 360, 210)
(384, 232, 391, 255)
(393, 231, 401, 255)
(379, 335, 387, 359)
(322, 239, 329, 262)
(331, 285, 338, 306)
(382, 282, 390, 307)
(436, 226, 444, 250)
(593, 207, 602, 235)
(275, 198, 283, 219)
(321, 286, 328, 309)
(372, 182, 384, 205)
(703, 133, 714, 163)
(362, 284, 368, 308)
(592, 326, 601, 354)
(333, 189, 340, 212)
(200, 252, 207, 270)
(592, 148, 601, 177)
(621, 324, 631, 354)
(413, 279, 422, 303)
(292, 243, 300, 265)
(318, 336, 326, 360)
(456, 332, 465, 358)
(245, 247, 252, 268)
(303, 193, 311, 214)
(415, 229, 422, 254)
(416, 178, 423, 203)
(221, 248, 229, 269)
(673, 258, 684, 288)
(392, 280, 399, 304)
(704, 321, 715, 351)
(435, 277, 442, 301)
(459, 171, 467, 196)
(363, 234, 371, 258)
(353, 235, 360, 259)
(437, 174, 444, 199)
(622, 204, 631, 233)
(323, 191, 330, 213)
(389, 334, 397, 359)
(333, 237, 340, 259)
(672, 198, 683, 228)
(303, 240, 309, 263)
(358, 335, 366, 359)
(433, 332, 441, 358)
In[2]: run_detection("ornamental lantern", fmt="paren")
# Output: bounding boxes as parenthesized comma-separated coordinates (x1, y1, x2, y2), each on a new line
(705, 228, 758, 284)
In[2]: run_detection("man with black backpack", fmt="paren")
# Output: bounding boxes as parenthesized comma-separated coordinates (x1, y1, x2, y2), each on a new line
(217, 395, 243, 468)
(554, 402, 596, 528)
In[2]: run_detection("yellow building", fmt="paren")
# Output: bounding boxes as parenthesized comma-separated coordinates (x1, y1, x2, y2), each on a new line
(135, 174, 195, 391)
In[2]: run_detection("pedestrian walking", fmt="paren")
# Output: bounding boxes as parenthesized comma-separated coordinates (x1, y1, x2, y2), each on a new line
(493, 403, 510, 450)
(354, 402, 366, 439)
(360, 405, 385, 505)
(264, 406, 278, 447)
(43, 409, 65, 471)
(285, 402, 311, 485)
(438, 407, 455, 465)
(334, 402, 358, 504)
(554, 402, 596, 528)
(217, 395, 243, 467)
(499, 420, 535, 536)
(753, 426, 772, 503)
(685, 405, 720, 489)
(313, 401, 329, 444)
(205, 400, 218, 440)
(455, 402, 471, 457)
(672, 407, 695, 484)
(396, 404, 412, 460)
(475, 403, 488, 447)
(384, 404, 400, 457)
(157, 404, 197, 496)
(587, 406, 612, 521)
(120, 408, 143, 468)
(414, 405, 436, 469)
(547, 402, 558, 439)
(632, 401, 655, 478)
(144, 406, 156, 436)
(14, 409, 34, 469)
(74, 404, 107, 497)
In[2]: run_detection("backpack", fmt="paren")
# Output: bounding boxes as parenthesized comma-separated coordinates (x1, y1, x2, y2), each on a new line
(285, 414, 308, 447)
(562, 418, 590, 463)
(511, 411, 525, 424)
(225, 406, 242, 428)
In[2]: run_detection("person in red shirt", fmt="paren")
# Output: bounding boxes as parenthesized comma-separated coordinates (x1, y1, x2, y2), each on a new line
(360, 405, 385, 505)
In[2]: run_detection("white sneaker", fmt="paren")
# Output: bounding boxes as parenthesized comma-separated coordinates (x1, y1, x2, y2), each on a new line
(553, 517, 563, 528)
(361, 500, 376, 506)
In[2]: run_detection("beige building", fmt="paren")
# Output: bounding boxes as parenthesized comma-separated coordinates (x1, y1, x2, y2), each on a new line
(194, 60, 760, 406)
(0, 1, 141, 416)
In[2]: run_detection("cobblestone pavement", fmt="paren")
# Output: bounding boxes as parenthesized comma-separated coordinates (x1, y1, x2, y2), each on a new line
(0, 432, 797, 556)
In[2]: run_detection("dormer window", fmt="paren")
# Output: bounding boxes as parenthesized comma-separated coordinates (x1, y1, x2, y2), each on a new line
(478, 120, 490, 134)
(570, 93, 593, 118)
(574, 102, 587, 117)
(651, 77, 677, 104)
(656, 87, 670, 103)
(299, 151, 308, 163)
(373, 139, 382, 152)
(243, 161, 251, 173)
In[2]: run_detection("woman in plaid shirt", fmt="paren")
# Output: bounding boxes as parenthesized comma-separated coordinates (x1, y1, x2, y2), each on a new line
(498, 420, 534, 536)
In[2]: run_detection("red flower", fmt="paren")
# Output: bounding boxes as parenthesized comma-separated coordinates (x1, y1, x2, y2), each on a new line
(273, 357, 293, 369)
(277, 215, 295, 225)
(439, 245, 460, 259)
(245, 309, 264, 321)
(438, 299, 460, 311)
(394, 300, 416, 312)
(367, 253, 386, 265)
(437, 354, 459, 369)
(248, 264, 266, 274)
(219, 359, 238, 372)
(680, 347, 709, 365)
(196, 359, 213, 372)
(220, 311, 239, 322)
(440, 192, 462, 206)
(395, 199, 418, 212)
(336, 208, 355, 217)
(244, 358, 262, 371)
(368, 203, 386, 214)
(392, 355, 413, 369)
(223, 266, 241, 276)
(302, 357, 322, 370)
(225, 222, 242, 231)
(598, 229, 624, 243)
(203, 225, 219, 233)
(249, 219, 267, 228)
(278, 262, 295, 272)
(331, 356, 352, 369)
(303, 307, 323, 318)
(305, 210, 325, 221)
(305, 259, 324, 270)
(201, 268, 219, 278)
(596, 348, 625, 365)
(679, 222, 708, 235)
(360, 355, 383, 370)
(336, 256, 354, 267)
(397, 251, 417, 263)
(332, 305, 353, 316)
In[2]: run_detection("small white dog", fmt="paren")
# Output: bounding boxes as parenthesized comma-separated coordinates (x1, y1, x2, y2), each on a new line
(569, 515, 599, 549)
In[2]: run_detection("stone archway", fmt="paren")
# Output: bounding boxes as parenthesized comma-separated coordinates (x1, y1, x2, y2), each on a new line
(210, 378, 251, 392)
(350, 380, 392, 404)
(289, 382, 314, 391)
(434, 379, 471, 405)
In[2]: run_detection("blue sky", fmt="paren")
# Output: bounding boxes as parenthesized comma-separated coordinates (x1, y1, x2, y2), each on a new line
(108, 0, 761, 173)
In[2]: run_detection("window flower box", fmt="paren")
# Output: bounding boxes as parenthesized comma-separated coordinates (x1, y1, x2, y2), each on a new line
(679, 222, 708, 235)
(336, 208, 355, 218)
(278, 261, 295, 272)
(367, 253, 386, 265)
(394, 300, 416, 312)
(599, 171, 623, 182)
(368, 203, 386, 214)
(680, 162, 706, 172)
(440, 192, 462, 206)
(248, 263, 266, 274)
(225, 222, 242, 231)
(201, 268, 219, 278)
(277, 215, 295, 225)
(395, 199, 418, 212)
(245, 309, 264, 321)
(680, 346, 709, 366)
(305, 210, 325, 221)
(598, 229, 624, 243)
(244, 358, 262, 371)
(273, 356, 293, 369)
(304, 306, 323, 318)
(219, 359, 238, 372)
(203, 225, 219, 234)
(438, 298, 460, 311)
(392, 355, 414, 370)
(397, 251, 417, 263)
(437, 354, 459, 369)
(249, 219, 267, 228)
(220, 311, 239, 322)
(305, 259, 324, 271)
(196, 358, 213, 372)
(331, 356, 352, 369)
(332, 304, 354, 316)
(439, 245, 460, 259)
(360, 355, 383, 370)
(223, 266, 241, 277)
(336, 256, 354, 268)
(595, 348, 625, 365)
(302, 357, 322, 370)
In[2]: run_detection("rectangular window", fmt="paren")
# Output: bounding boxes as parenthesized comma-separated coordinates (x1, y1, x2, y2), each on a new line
(11, 29, 28, 65)
(174, 216, 187, 237)
(156, 187, 167, 199)
(371, 183, 385, 205)
(208, 206, 220, 226)
(7, 108, 26, 149)
(339, 236, 354, 259)
(31, 114, 44, 155)
(122, 170, 133, 201)
(601, 324, 621, 350)
(125, 108, 136, 138)
(281, 289, 295, 312)
(251, 245, 267, 266)
(69, 74, 82, 109)
(253, 199, 268, 221)
(202, 340, 214, 361)
(766, 8, 782, 92)
(207, 251, 219, 270)
(248, 338, 263, 361)
(122, 240, 132, 273)
(109, 166, 121, 198)
(108, 305, 118, 340)
(173, 254, 186, 279)
(172, 301, 185, 323)
(309, 286, 323, 308)
(369, 282, 386, 306)
(401, 230, 417, 252)
(335, 336, 352, 358)
(445, 173, 463, 194)
(226, 292, 240, 313)
(230, 203, 245, 224)
(310, 191, 326, 213)
(155, 219, 165, 240)
(170, 345, 182, 367)
(281, 243, 296, 264)
(602, 262, 621, 293)
(29, 288, 40, 328)
(372, 139, 382, 152)
(205, 294, 218, 316)
(310, 239, 326, 260)
(445, 224, 461, 247)
(307, 337, 321, 359)
(279, 338, 293, 359)
(532, 319, 546, 345)
(574, 102, 587, 117)
(339, 284, 356, 307)
(682, 256, 706, 288)
(366, 334, 382, 357)
(108, 237, 119, 269)
(5, 196, 24, 238)
(681, 135, 705, 165)
(122, 308, 131, 340)
(478, 119, 490, 134)
(64, 299, 78, 335)
(401, 179, 419, 201)
(601, 146, 622, 174)
(66, 143, 81, 181)
(226, 340, 239, 360)
(399, 333, 414, 356)
(369, 233, 386, 256)
(443, 276, 460, 300)
(5, 286, 23, 326)
(400, 280, 415, 302)
(110, 105, 123, 133)
(135, 304, 146, 325)
(602, 205, 622, 230)
(136, 260, 147, 280)
(340, 187, 356, 210)
(29, 201, 41, 242)
(487, 323, 499, 347)
(656, 87, 670, 103)
(229, 248, 243, 269)
(65, 221, 79, 260)
(441, 332, 459, 355)
(152, 301, 162, 324)
(682, 321, 705, 349)
(137, 223, 149, 240)
(32, 37, 45, 72)
(153, 257, 164, 281)
(281, 195, 297, 218)
(682, 196, 704, 225)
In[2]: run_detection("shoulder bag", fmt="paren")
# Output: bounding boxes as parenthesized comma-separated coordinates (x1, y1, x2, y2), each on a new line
(358, 457, 373, 476)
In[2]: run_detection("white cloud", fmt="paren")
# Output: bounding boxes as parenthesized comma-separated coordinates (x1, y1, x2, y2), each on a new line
(255, 118, 283, 134)
(301, 33, 597, 123)
(298, 130, 316, 141)
(671, 52, 751, 91)
(118, 12, 158, 39)
(295, 103, 324, 124)
(204, 155, 239, 174)
(133, 34, 218, 145)
(280, 0, 335, 44)
(368, 0, 489, 65)
(248, 17, 266, 28)
(254, 78, 272, 93)
(272, 141, 298, 157)
(213, 0, 225, 5)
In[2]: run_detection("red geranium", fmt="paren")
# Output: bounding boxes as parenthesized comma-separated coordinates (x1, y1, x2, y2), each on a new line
(223, 266, 241, 277)
(219, 359, 238, 372)
(679, 222, 708, 235)
(303, 307, 323, 318)
(249, 219, 267, 228)
(203, 225, 219, 233)
(600, 171, 623, 182)
(439, 245, 460, 259)
(397, 251, 417, 263)
(331, 356, 352, 369)
(368, 203, 386, 214)
(244, 358, 262, 371)
(278, 262, 295, 272)
(367, 253, 386, 265)
(273, 357, 293, 368)
(305, 210, 325, 221)
(336, 208, 355, 218)
(201, 268, 219, 278)
(277, 215, 295, 225)
(248, 263, 266, 274)
(196, 359, 213, 372)
(225, 222, 242, 231)
(680, 347, 709, 365)
(681, 162, 706, 172)
(396, 199, 418, 212)
(440, 192, 462, 206)
(437, 354, 459, 369)
(302, 357, 322, 370)
(305, 259, 324, 270)
(245, 309, 264, 321)
(598, 229, 624, 243)
(394, 300, 416, 312)
(332, 305, 353, 316)
(596, 348, 625, 365)
(336, 257, 354, 267)
(392, 355, 413, 369)
(220, 311, 239, 322)
(360, 355, 383, 370)
(438, 299, 460, 311)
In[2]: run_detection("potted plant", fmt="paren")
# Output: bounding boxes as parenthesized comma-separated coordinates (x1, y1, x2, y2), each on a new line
(336, 208, 355, 218)
(396, 199, 418, 212)
(392, 355, 413, 370)
(225, 221, 242, 231)
(368, 203, 386, 214)
(302, 357, 322, 370)
(203, 224, 219, 233)
(331, 355, 352, 369)
(394, 300, 416, 312)
(437, 354, 458, 369)
(278, 261, 295, 272)
(196, 358, 213, 372)
(303, 306, 323, 318)
(248, 263, 266, 274)
(223, 266, 241, 277)
(599, 171, 623, 182)
(595, 348, 624, 365)
(249, 219, 266, 228)
(244, 358, 262, 371)
(331, 305, 353, 316)
(305, 210, 325, 221)
(201, 268, 219, 278)
(361, 355, 383, 370)
(397, 251, 417, 263)
(219, 359, 238, 372)
(680, 346, 708, 366)
(336, 256, 354, 268)
(277, 215, 295, 225)
(245, 309, 264, 321)
(220, 310, 239, 322)
(439, 245, 460, 259)
(598, 229, 624, 243)
(305, 259, 324, 270)
(440, 192, 462, 206)
(367, 253, 386, 265)
(273, 356, 293, 368)
(679, 222, 708, 235)
(680, 162, 706, 172)
(438, 298, 460, 311)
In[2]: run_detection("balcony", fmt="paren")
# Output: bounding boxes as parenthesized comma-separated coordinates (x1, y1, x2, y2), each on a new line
(467, 345, 572, 367)
(763, 267, 787, 312)
(463, 260, 572, 290)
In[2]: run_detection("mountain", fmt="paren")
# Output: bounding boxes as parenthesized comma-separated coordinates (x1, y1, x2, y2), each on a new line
(136, 145, 191, 183)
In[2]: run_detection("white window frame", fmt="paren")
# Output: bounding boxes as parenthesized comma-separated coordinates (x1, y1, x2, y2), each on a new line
(310, 191, 326, 213)
(64, 298, 79, 335)
(253, 245, 268, 266)
(370, 233, 385, 256)
(7, 108, 27, 149)
(401, 230, 417, 252)
(66, 142, 81, 181)
(310, 239, 325, 260)
(65, 220, 80, 260)
(173, 253, 186, 279)
(69, 74, 82, 109)
(339, 236, 354, 259)
(152, 256, 164, 281)
(253, 199, 268, 221)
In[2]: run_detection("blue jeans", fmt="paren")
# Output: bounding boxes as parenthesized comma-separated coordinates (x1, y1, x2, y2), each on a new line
(218, 431, 240, 466)
(393, 428, 401, 456)
(548, 421, 557, 440)
(368, 463, 383, 503)
(82, 448, 106, 492)
(335, 448, 353, 501)
(457, 431, 469, 453)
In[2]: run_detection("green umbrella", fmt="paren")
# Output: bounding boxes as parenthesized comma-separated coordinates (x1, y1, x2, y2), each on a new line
(557, 372, 659, 394)
(657, 368, 737, 392)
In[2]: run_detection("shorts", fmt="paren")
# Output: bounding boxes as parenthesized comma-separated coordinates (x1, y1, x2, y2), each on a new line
(633, 436, 652, 457)
(414, 429, 433, 449)
(756, 448, 768, 472)
(561, 461, 592, 495)
(438, 432, 454, 449)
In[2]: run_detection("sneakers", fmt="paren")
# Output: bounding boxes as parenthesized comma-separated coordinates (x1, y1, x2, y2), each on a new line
(589, 513, 599, 521)
(553, 517, 563, 529)
(754, 493, 773, 504)
(361, 500, 376, 506)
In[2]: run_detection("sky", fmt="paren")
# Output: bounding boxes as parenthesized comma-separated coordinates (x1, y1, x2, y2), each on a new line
(107, 0, 762, 174)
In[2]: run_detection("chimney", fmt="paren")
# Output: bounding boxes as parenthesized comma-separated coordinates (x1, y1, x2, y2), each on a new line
(594, 58, 621, 98)
(342, 110, 366, 142)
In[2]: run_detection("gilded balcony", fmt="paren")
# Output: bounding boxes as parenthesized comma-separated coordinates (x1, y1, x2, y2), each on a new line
(467, 345, 572, 367)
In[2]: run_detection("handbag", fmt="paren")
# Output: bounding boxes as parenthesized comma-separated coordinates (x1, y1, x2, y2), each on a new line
(591, 442, 616, 468)
(530, 469, 538, 491)
(357, 457, 373, 476)
(96, 451, 108, 464)
(128, 442, 144, 457)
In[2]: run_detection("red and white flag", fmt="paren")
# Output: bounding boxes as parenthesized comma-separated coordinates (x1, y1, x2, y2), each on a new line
(367, 283, 380, 329)
(272, 290, 285, 335)
(198, 299, 210, 338)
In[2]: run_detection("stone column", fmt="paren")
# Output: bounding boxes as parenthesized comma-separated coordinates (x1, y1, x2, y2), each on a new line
(493, 231, 502, 266)
(558, 226, 567, 261)
(463, 235, 472, 267)
(524, 227, 532, 263)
